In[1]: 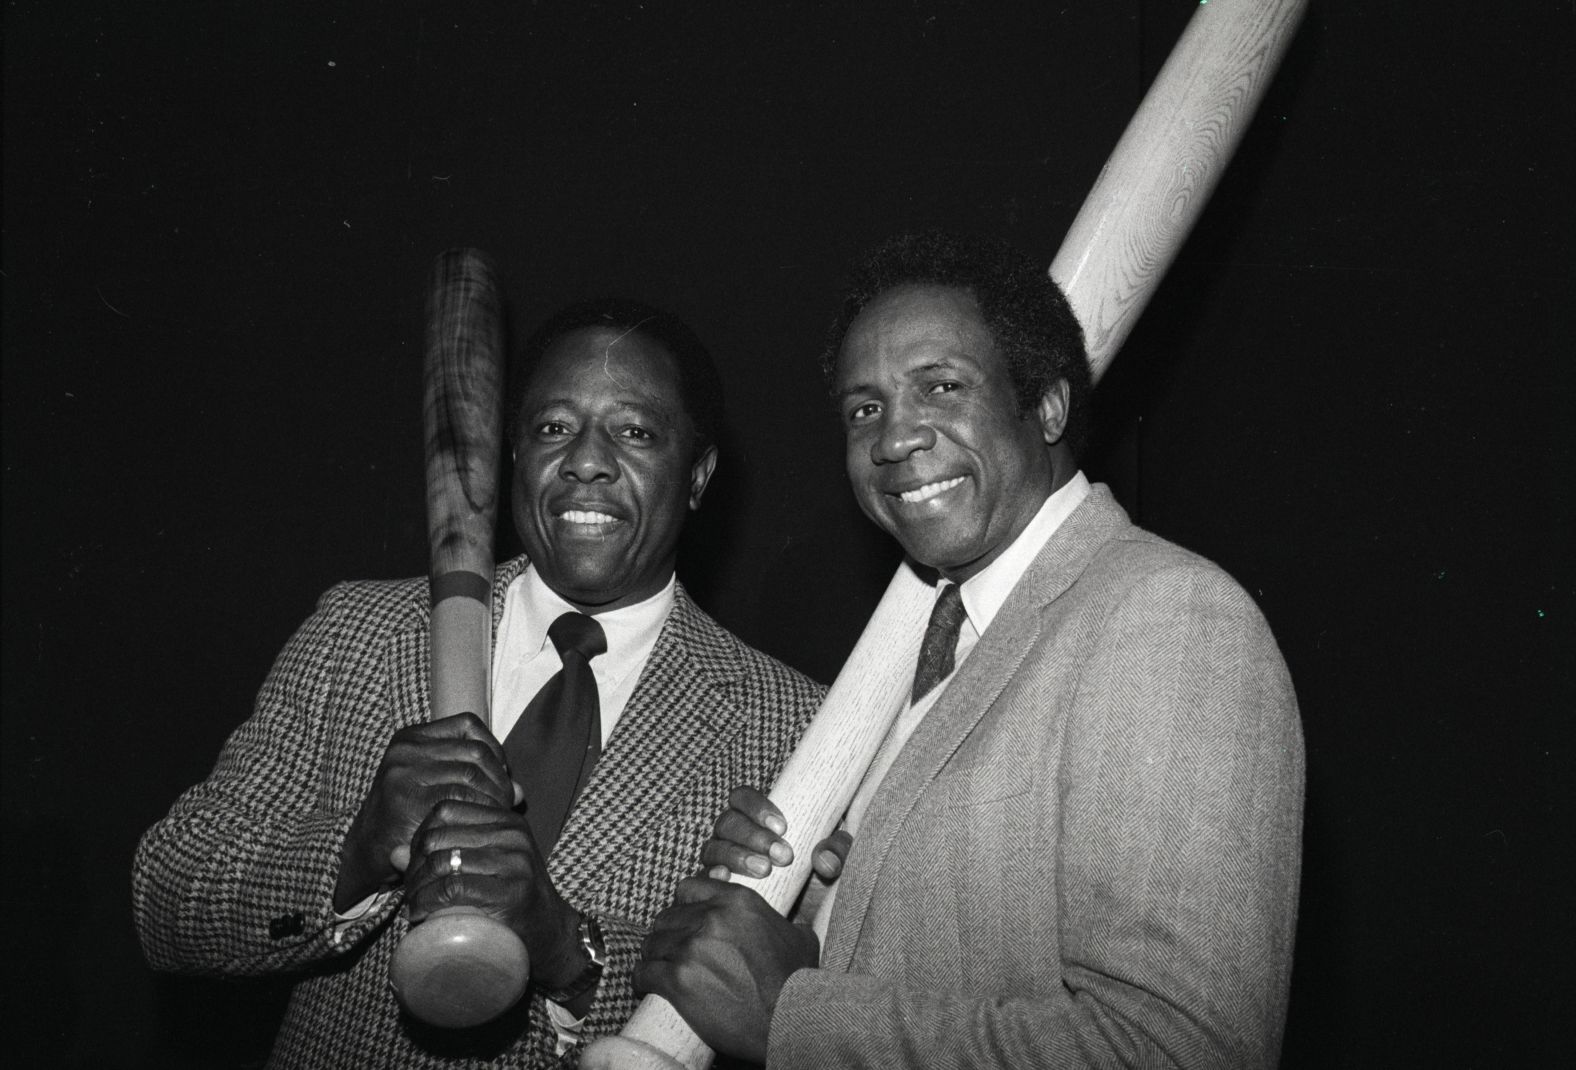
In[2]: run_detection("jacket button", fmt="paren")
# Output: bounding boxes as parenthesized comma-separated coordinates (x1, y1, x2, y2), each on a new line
(269, 912, 306, 939)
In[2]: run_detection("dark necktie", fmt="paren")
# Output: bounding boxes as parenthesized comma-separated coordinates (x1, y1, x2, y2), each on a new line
(503, 612, 607, 858)
(911, 583, 968, 703)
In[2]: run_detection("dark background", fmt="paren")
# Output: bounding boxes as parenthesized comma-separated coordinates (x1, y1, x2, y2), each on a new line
(3, 1, 1570, 1066)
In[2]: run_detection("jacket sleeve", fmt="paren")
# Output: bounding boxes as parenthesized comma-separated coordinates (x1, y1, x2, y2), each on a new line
(768, 564, 1305, 1069)
(132, 584, 402, 976)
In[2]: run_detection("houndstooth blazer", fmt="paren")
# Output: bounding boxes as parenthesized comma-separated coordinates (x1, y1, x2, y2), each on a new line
(133, 555, 823, 1068)
(768, 485, 1305, 1069)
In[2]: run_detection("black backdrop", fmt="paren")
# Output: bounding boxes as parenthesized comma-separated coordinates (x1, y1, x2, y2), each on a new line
(3, 2, 1570, 1066)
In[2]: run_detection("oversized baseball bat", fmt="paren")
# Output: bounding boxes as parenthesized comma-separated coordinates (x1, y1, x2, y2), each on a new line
(582, 0, 1307, 1066)
(386, 248, 532, 1029)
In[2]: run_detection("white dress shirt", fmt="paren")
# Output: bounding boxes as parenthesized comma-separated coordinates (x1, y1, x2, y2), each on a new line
(490, 564, 674, 746)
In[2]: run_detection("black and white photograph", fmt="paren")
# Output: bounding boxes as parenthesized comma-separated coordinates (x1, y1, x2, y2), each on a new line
(3, 2, 1569, 1066)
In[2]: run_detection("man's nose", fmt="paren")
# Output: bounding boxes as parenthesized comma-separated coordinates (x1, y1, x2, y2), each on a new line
(871, 403, 936, 464)
(560, 432, 617, 483)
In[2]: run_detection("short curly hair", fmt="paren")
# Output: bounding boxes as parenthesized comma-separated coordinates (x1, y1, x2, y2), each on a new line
(508, 297, 725, 461)
(821, 231, 1093, 460)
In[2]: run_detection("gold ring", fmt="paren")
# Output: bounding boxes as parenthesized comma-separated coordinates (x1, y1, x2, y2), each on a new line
(449, 847, 463, 875)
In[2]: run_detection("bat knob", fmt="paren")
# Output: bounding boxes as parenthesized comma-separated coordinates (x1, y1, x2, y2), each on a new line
(388, 906, 530, 1028)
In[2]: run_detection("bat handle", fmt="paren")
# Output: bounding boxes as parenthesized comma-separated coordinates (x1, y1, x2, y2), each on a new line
(389, 592, 529, 1027)
(388, 906, 531, 1028)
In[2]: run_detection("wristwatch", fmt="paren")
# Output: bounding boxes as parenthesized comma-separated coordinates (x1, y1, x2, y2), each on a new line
(541, 911, 606, 1005)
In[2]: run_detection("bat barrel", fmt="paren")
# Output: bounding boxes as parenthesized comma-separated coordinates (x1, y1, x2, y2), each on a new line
(388, 248, 531, 1030)
(1053, 0, 1308, 382)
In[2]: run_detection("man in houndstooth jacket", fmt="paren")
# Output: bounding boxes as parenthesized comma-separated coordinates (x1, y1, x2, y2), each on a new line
(133, 298, 824, 1067)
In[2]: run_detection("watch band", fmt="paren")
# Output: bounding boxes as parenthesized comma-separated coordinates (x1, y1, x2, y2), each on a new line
(541, 911, 606, 1005)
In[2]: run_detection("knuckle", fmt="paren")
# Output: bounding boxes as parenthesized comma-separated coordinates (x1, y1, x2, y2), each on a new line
(439, 787, 481, 811)
(457, 738, 494, 765)
(429, 796, 479, 824)
(411, 827, 439, 857)
(672, 959, 706, 992)
(461, 766, 506, 799)
(438, 873, 469, 906)
(454, 711, 490, 738)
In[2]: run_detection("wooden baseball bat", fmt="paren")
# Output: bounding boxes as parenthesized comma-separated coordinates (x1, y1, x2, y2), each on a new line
(386, 248, 532, 1029)
(582, 1, 1307, 1066)
(1052, 0, 1307, 380)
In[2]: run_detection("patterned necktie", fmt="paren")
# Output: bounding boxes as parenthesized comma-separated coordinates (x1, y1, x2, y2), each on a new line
(503, 612, 607, 858)
(911, 583, 968, 703)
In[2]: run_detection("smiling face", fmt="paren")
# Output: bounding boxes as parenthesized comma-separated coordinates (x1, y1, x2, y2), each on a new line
(834, 283, 1068, 583)
(511, 326, 717, 613)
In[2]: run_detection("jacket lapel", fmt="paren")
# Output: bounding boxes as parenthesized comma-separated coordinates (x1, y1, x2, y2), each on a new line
(548, 583, 747, 906)
(822, 486, 1132, 970)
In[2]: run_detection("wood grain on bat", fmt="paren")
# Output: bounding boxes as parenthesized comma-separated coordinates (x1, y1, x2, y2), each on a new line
(425, 248, 505, 583)
(1053, 0, 1307, 381)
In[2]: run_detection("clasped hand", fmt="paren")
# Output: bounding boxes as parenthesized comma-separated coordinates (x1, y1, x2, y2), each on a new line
(634, 786, 852, 1063)
(336, 712, 583, 988)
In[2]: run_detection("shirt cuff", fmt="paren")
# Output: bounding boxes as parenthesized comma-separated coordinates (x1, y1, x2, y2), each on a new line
(330, 889, 393, 944)
(546, 998, 588, 1056)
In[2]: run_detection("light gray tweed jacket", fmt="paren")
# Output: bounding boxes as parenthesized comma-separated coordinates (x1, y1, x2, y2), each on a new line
(769, 485, 1305, 1069)
(133, 556, 823, 1068)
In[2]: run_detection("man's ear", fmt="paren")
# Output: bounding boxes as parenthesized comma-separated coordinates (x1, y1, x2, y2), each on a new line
(1036, 379, 1071, 446)
(688, 445, 719, 510)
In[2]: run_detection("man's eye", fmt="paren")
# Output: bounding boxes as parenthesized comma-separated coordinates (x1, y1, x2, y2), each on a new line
(619, 426, 655, 441)
(537, 421, 572, 436)
(927, 381, 961, 395)
(848, 402, 881, 423)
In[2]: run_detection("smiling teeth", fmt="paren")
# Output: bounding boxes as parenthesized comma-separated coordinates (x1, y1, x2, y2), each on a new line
(561, 510, 618, 525)
(898, 476, 965, 503)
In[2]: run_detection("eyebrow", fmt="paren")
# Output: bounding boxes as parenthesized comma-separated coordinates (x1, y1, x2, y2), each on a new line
(908, 359, 964, 375)
(835, 359, 966, 401)
(530, 397, 674, 423)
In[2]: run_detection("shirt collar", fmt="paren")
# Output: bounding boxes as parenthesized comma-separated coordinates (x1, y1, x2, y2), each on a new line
(955, 470, 1091, 635)
(516, 564, 676, 660)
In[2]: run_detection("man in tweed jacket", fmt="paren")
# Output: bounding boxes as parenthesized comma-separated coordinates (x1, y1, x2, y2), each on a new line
(133, 299, 823, 1067)
(639, 233, 1305, 1068)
